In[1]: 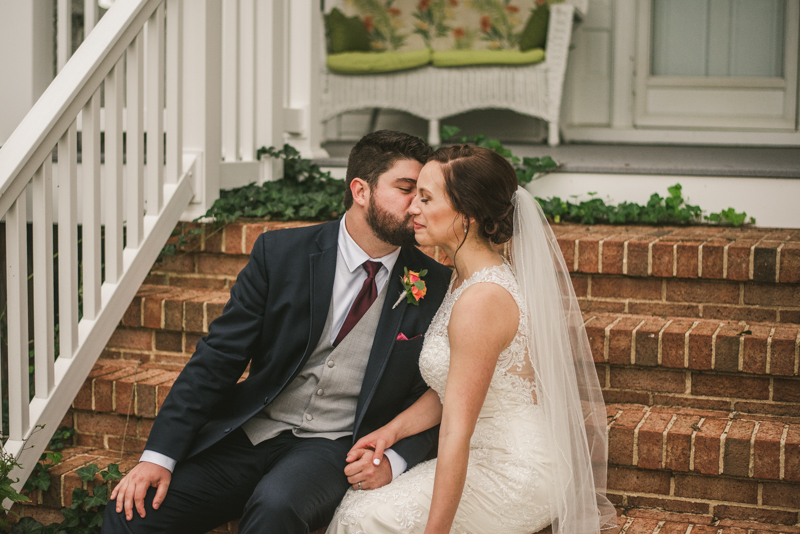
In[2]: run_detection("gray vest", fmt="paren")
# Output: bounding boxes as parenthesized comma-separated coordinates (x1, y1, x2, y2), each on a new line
(242, 283, 388, 445)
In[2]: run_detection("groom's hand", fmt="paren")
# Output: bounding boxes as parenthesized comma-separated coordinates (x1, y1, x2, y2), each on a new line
(110, 461, 172, 520)
(344, 448, 392, 491)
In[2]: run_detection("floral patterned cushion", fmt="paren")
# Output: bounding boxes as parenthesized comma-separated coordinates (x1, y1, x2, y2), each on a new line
(335, 0, 559, 53)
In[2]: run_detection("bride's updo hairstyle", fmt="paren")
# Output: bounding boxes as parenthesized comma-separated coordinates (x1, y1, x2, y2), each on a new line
(428, 144, 517, 245)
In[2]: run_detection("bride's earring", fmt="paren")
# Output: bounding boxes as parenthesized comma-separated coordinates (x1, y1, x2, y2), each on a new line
(463, 221, 468, 234)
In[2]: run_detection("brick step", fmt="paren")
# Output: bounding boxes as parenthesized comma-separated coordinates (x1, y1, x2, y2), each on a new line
(605, 404, 800, 525)
(13, 442, 800, 533)
(108, 292, 800, 416)
(611, 512, 800, 534)
(69, 359, 251, 453)
(153, 221, 800, 323)
(585, 312, 799, 416)
(160, 221, 800, 285)
(10, 447, 240, 533)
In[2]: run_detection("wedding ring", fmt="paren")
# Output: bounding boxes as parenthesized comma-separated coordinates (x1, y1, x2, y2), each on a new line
(358, 481, 362, 490)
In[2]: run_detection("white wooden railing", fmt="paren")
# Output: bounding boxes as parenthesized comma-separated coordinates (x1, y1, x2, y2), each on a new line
(0, 0, 196, 487)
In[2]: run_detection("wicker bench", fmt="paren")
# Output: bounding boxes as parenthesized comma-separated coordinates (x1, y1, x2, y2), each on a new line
(321, 1, 587, 146)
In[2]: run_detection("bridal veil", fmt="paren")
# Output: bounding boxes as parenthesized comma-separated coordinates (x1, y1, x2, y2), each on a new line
(510, 187, 617, 534)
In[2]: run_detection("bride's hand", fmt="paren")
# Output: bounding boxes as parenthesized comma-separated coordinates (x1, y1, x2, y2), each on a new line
(346, 426, 399, 465)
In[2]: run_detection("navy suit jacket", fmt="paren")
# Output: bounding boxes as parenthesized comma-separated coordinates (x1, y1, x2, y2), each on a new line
(145, 219, 451, 470)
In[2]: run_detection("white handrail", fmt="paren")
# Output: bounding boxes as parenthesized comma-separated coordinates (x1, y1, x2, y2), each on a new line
(0, 0, 161, 216)
(0, 0, 195, 490)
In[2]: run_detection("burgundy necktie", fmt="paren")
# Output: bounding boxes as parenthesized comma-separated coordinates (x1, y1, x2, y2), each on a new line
(334, 260, 382, 347)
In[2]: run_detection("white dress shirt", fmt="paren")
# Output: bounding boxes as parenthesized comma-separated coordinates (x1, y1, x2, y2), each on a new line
(141, 215, 408, 479)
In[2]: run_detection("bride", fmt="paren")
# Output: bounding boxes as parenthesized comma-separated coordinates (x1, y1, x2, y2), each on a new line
(327, 145, 616, 534)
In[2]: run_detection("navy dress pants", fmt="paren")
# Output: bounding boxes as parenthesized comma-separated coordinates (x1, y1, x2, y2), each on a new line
(102, 429, 352, 534)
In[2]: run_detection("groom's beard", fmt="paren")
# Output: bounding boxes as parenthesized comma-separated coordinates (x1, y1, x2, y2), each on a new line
(366, 195, 418, 248)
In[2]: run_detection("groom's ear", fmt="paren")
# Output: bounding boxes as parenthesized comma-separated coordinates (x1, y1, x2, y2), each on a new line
(350, 177, 370, 209)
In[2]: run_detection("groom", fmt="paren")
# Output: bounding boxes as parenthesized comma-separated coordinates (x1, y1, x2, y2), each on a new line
(103, 130, 451, 533)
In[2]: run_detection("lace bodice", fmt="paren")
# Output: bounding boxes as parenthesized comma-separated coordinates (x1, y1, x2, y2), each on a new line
(329, 263, 553, 534)
(419, 262, 537, 409)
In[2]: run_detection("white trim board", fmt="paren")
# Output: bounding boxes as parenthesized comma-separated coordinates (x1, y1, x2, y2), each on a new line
(562, 127, 800, 147)
(526, 172, 800, 229)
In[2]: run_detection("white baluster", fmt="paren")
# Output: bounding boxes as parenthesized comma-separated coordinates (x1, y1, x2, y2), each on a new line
(6, 190, 31, 441)
(58, 121, 79, 359)
(239, 0, 256, 162)
(105, 61, 124, 283)
(57, 0, 72, 72)
(127, 32, 144, 248)
(32, 159, 55, 399)
(256, 0, 286, 182)
(84, 0, 99, 32)
(82, 92, 101, 320)
(166, 0, 184, 184)
(146, 3, 165, 215)
(222, 0, 240, 162)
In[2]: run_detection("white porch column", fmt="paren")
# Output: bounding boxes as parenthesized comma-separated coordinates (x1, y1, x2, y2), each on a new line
(181, 0, 223, 220)
(286, 0, 329, 159)
(0, 0, 54, 145)
(256, 0, 287, 181)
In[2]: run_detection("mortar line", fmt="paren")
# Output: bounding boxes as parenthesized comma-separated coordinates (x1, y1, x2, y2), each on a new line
(672, 242, 678, 277)
(648, 240, 655, 277)
(661, 414, 678, 469)
(749, 421, 759, 479)
(719, 418, 734, 475)
(780, 424, 788, 480)
(604, 316, 623, 363)
(652, 521, 665, 534)
(698, 243, 704, 278)
(623, 240, 629, 275)
(631, 318, 648, 365)
(632, 407, 652, 466)
(241, 225, 247, 254)
(573, 239, 579, 272)
(749, 236, 767, 281)
(766, 327, 776, 375)
(722, 241, 730, 280)
(684, 321, 701, 368)
(618, 517, 635, 534)
(794, 329, 800, 377)
(657, 319, 674, 366)
(739, 322, 748, 372)
(710, 322, 724, 369)
(776, 243, 784, 283)
(689, 416, 705, 472)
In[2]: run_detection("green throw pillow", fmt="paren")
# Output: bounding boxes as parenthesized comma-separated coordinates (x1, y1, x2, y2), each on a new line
(431, 49, 545, 68)
(519, 5, 549, 51)
(325, 8, 371, 54)
(327, 49, 432, 74)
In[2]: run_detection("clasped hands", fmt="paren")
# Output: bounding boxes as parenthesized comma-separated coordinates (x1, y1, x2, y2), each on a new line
(111, 426, 400, 520)
(344, 425, 398, 491)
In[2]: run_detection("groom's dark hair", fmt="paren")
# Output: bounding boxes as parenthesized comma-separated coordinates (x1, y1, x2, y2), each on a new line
(344, 130, 432, 210)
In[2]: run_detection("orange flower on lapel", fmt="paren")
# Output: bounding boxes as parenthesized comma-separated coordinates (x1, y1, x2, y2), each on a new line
(392, 267, 428, 309)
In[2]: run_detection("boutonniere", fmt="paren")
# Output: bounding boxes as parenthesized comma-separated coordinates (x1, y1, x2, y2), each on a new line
(392, 267, 428, 309)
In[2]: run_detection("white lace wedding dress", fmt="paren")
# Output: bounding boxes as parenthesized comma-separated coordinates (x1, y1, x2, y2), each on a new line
(327, 263, 553, 534)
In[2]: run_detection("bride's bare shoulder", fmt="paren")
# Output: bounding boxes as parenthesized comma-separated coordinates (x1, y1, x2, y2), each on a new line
(448, 282, 519, 351)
